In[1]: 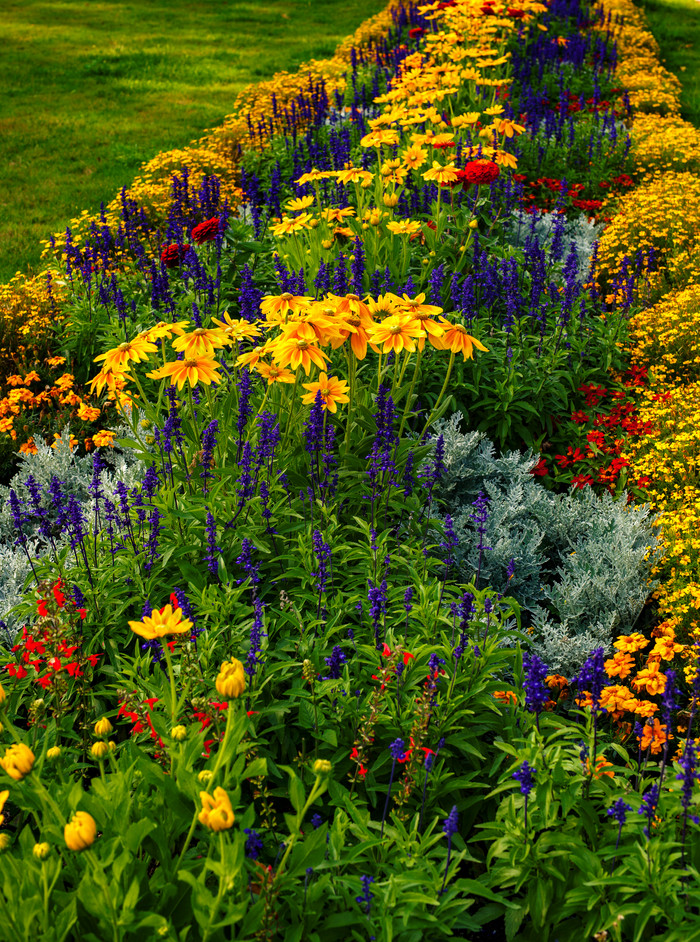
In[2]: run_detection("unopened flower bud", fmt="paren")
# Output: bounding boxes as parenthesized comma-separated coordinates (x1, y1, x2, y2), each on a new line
(0, 833, 11, 852)
(33, 842, 50, 860)
(94, 717, 113, 737)
(198, 769, 213, 785)
(313, 759, 332, 777)
(383, 192, 399, 208)
(302, 660, 316, 684)
(171, 725, 187, 742)
(64, 811, 96, 852)
(90, 740, 110, 760)
(215, 658, 246, 700)
(0, 683, 6, 708)
(46, 746, 61, 761)
(469, 218, 479, 229)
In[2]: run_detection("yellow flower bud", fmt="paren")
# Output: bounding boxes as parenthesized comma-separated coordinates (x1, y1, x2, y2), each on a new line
(90, 741, 110, 760)
(198, 787, 235, 832)
(313, 759, 332, 777)
(94, 717, 113, 737)
(383, 192, 399, 208)
(171, 725, 187, 742)
(0, 833, 11, 852)
(469, 219, 479, 229)
(321, 239, 333, 250)
(308, 219, 319, 229)
(198, 769, 213, 785)
(108, 741, 116, 753)
(0, 683, 6, 708)
(46, 746, 61, 762)
(0, 743, 34, 781)
(33, 842, 50, 861)
(0, 722, 3, 735)
(64, 811, 97, 852)
(215, 659, 246, 700)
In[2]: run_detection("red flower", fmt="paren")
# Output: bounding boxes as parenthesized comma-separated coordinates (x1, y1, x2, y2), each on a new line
(191, 217, 221, 245)
(87, 654, 101, 667)
(571, 474, 595, 490)
(52, 581, 66, 608)
(37, 599, 49, 617)
(36, 674, 53, 689)
(144, 698, 159, 709)
(78, 608, 87, 620)
(65, 662, 83, 677)
(350, 747, 368, 778)
(507, 7, 526, 17)
(7, 663, 27, 679)
(409, 27, 425, 37)
(571, 410, 590, 424)
(48, 657, 62, 672)
(169, 592, 180, 609)
(160, 243, 190, 268)
(530, 457, 549, 477)
(456, 160, 500, 187)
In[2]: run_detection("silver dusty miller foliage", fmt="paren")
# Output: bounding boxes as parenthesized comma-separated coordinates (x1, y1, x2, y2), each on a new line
(434, 413, 661, 675)
(0, 425, 147, 641)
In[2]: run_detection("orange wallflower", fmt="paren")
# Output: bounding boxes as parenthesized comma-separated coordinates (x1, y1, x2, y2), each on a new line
(638, 719, 671, 755)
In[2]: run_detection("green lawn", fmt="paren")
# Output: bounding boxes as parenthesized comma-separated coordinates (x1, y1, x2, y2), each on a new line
(640, 0, 700, 125)
(0, 0, 388, 283)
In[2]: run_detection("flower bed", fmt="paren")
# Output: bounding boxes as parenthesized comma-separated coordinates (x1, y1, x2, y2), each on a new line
(2, 0, 700, 939)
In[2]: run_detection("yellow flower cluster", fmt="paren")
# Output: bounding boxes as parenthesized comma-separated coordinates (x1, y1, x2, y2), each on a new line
(594, 0, 681, 115)
(594, 0, 700, 646)
(596, 172, 700, 306)
(628, 284, 700, 385)
(631, 113, 700, 177)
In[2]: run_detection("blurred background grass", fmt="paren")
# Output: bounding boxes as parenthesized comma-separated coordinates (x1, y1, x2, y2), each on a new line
(0, 0, 387, 283)
(640, 0, 700, 124)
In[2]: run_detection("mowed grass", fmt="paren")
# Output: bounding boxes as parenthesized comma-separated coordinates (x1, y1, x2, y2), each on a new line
(0, 0, 388, 283)
(641, 0, 700, 125)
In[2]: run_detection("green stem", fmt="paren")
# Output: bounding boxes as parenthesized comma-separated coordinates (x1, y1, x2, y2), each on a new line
(419, 350, 455, 440)
(343, 353, 356, 461)
(201, 833, 227, 942)
(161, 642, 178, 728)
(86, 850, 120, 942)
(398, 346, 423, 438)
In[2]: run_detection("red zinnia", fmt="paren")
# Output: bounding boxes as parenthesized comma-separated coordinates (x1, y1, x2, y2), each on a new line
(409, 27, 424, 37)
(191, 217, 221, 245)
(160, 243, 191, 268)
(457, 161, 500, 187)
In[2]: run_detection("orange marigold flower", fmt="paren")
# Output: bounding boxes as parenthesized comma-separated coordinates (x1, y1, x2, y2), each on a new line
(599, 685, 639, 715)
(604, 651, 634, 680)
(614, 633, 649, 653)
(632, 662, 667, 696)
(633, 699, 659, 718)
(92, 430, 115, 448)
